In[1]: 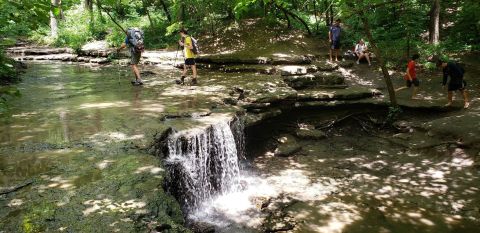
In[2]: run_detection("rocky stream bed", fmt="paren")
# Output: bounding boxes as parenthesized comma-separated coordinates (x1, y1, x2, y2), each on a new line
(0, 47, 479, 233)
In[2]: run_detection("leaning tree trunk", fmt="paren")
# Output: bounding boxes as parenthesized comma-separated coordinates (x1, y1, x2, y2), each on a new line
(84, 0, 93, 11)
(142, 0, 154, 28)
(324, 0, 330, 26)
(357, 4, 398, 107)
(50, 0, 60, 37)
(159, 0, 172, 22)
(428, 0, 440, 44)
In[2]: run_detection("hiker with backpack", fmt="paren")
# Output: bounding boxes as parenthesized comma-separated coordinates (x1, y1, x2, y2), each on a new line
(178, 28, 198, 85)
(436, 60, 470, 108)
(118, 28, 145, 85)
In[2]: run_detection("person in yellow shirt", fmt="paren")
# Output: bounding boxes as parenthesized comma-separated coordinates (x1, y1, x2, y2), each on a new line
(178, 28, 198, 85)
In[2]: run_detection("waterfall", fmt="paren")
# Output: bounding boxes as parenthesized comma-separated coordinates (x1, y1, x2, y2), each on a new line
(165, 117, 244, 211)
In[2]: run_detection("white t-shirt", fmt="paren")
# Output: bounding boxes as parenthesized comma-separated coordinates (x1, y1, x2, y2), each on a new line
(355, 43, 367, 53)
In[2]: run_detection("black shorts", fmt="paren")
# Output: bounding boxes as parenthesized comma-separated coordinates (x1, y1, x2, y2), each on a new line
(406, 79, 419, 87)
(185, 58, 196, 65)
(331, 40, 341, 50)
(448, 80, 467, 91)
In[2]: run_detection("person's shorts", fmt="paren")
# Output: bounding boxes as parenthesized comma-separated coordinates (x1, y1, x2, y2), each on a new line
(448, 80, 467, 91)
(331, 40, 341, 50)
(406, 79, 419, 87)
(185, 58, 196, 66)
(130, 51, 141, 65)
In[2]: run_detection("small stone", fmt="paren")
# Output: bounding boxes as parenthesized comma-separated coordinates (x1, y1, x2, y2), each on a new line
(223, 97, 238, 105)
(295, 128, 327, 140)
(274, 134, 302, 157)
(392, 133, 411, 140)
(190, 221, 215, 233)
(250, 196, 272, 210)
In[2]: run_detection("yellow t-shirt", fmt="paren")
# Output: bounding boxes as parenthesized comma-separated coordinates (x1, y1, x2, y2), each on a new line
(184, 36, 195, 59)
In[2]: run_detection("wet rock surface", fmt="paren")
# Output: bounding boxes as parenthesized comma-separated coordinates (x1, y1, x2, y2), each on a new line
(274, 134, 302, 157)
(189, 221, 216, 233)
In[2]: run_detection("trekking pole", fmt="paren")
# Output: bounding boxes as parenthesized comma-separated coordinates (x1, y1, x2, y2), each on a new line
(171, 44, 180, 78)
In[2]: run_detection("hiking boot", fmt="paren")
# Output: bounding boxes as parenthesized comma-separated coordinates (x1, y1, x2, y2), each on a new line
(190, 78, 198, 86)
(131, 79, 143, 86)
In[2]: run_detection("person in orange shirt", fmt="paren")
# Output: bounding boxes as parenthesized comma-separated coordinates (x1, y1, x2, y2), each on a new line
(395, 54, 420, 99)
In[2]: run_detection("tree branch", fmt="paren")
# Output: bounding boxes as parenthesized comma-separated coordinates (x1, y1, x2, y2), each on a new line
(96, 0, 126, 34)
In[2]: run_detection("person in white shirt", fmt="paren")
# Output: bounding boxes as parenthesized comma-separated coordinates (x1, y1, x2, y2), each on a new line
(355, 39, 371, 66)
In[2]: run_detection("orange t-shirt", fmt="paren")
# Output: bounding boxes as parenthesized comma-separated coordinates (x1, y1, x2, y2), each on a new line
(404, 60, 416, 80)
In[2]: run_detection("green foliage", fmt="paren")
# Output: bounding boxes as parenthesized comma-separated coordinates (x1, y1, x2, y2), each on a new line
(0, 0, 50, 37)
(1, 0, 479, 55)
(0, 86, 21, 114)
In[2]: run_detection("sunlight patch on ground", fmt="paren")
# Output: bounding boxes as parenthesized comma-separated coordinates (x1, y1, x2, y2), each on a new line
(161, 85, 227, 96)
(88, 132, 144, 145)
(82, 198, 147, 216)
(37, 175, 76, 192)
(338, 67, 373, 86)
(134, 165, 163, 175)
(96, 160, 115, 170)
(132, 101, 165, 113)
(79, 101, 131, 109)
(308, 202, 361, 233)
(7, 199, 24, 207)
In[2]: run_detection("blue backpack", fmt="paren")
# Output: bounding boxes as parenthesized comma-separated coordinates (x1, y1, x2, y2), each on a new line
(127, 28, 145, 53)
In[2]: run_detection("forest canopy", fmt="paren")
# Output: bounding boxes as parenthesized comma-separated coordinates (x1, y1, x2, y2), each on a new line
(0, 0, 478, 57)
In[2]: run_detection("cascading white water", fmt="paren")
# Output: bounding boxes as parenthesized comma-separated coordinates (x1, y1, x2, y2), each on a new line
(165, 119, 242, 211)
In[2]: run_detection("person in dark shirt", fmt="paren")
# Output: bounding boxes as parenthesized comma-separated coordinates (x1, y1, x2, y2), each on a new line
(436, 60, 469, 108)
(329, 19, 342, 62)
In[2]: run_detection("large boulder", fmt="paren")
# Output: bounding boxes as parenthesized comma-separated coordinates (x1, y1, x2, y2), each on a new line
(80, 41, 114, 57)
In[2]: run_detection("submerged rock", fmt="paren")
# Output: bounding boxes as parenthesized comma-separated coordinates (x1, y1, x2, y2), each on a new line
(274, 134, 302, 157)
(295, 128, 327, 140)
(250, 196, 272, 210)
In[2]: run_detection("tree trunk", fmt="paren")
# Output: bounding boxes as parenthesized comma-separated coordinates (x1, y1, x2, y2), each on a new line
(357, 7, 397, 107)
(329, 3, 334, 25)
(84, 0, 93, 11)
(50, 0, 60, 37)
(159, 0, 172, 22)
(324, 0, 330, 26)
(275, 3, 312, 35)
(428, 0, 440, 44)
(313, 0, 319, 31)
(142, 0, 154, 28)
